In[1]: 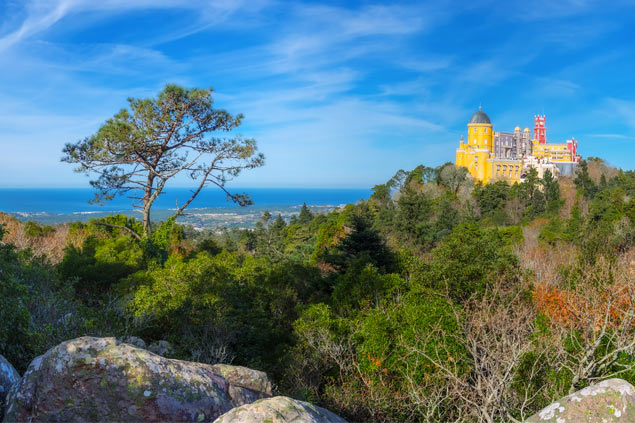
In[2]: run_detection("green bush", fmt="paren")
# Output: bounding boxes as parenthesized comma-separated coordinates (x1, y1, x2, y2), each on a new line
(0, 227, 88, 372)
(23, 221, 55, 238)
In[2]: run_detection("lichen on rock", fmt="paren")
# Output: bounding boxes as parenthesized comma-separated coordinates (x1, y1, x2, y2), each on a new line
(120, 336, 147, 350)
(213, 396, 347, 423)
(524, 378, 635, 422)
(211, 364, 272, 396)
(3, 336, 272, 422)
(148, 340, 175, 357)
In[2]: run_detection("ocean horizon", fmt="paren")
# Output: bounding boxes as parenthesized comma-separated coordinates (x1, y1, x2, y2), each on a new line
(0, 188, 372, 227)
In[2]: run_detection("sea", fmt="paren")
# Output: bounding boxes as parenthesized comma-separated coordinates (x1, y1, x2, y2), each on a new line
(0, 188, 372, 229)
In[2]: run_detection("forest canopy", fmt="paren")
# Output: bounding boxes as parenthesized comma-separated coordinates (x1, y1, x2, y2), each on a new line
(1, 157, 635, 423)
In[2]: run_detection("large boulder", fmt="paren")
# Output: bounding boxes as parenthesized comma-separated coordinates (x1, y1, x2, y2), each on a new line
(3, 337, 271, 422)
(213, 396, 347, 423)
(524, 378, 635, 422)
(0, 354, 20, 419)
(210, 364, 271, 394)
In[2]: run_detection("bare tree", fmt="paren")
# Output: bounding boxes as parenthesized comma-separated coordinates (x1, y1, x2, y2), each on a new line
(438, 163, 469, 195)
(403, 282, 547, 423)
(537, 256, 635, 394)
(62, 84, 264, 237)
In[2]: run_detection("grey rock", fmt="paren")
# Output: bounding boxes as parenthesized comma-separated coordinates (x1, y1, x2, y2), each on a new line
(524, 378, 635, 422)
(211, 364, 272, 396)
(3, 336, 270, 422)
(213, 396, 347, 423)
(120, 336, 147, 349)
(0, 354, 20, 420)
(148, 340, 174, 357)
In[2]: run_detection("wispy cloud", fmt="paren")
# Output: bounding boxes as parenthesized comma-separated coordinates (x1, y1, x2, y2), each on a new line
(0, 0, 71, 51)
(0, 0, 269, 52)
(1, 0, 635, 187)
(589, 133, 634, 139)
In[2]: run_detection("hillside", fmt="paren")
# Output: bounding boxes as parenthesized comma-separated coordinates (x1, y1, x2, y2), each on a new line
(1, 158, 634, 422)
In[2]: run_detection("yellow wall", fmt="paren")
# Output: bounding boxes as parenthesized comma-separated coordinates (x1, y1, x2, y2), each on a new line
(491, 161, 522, 183)
(457, 115, 575, 184)
(467, 122, 493, 151)
(531, 140, 572, 162)
(456, 122, 498, 183)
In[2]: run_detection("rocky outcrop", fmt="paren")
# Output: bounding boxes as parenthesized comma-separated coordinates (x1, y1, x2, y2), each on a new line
(210, 364, 271, 394)
(120, 336, 147, 349)
(3, 337, 271, 422)
(0, 354, 20, 419)
(213, 396, 347, 423)
(148, 340, 175, 357)
(210, 364, 273, 407)
(525, 378, 635, 422)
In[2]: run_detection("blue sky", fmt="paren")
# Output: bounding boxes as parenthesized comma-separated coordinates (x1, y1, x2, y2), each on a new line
(1, 0, 635, 189)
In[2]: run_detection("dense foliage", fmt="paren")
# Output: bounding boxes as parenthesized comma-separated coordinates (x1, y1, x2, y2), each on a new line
(1, 158, 634, 422)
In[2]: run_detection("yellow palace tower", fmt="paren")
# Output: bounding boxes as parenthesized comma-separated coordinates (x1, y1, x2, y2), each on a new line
(456, 107, 580, 184)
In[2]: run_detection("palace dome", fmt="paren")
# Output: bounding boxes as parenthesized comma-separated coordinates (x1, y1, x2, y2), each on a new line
(469, 106, 491, 124)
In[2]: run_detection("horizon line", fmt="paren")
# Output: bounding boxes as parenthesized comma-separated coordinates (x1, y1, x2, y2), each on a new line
(0, 186, 373, 190)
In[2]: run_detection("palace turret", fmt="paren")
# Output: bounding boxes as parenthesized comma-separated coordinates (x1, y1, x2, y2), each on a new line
(456, 108, 581, 183)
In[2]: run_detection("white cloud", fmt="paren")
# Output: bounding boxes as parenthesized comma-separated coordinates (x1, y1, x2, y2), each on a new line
(0, 0, 271, 52)
(591, 133, 632, 139)
(3, 0, 632, 187)
(0, 0, 72, 51)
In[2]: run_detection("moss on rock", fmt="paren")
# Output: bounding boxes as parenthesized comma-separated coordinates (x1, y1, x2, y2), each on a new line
(524, 379, 635, 423)
(3, 337, 272, 422)
(213, 396, 346, 423)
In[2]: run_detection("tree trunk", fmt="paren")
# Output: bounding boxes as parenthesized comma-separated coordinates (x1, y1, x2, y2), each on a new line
(143, 174, 155, 238)
(143, 206, 152, 237)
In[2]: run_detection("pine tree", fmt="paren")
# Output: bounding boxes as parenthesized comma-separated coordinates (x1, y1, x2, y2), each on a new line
(298, 203, 314, 225)
(574, 160, 597, 198)
(564, 197, 584, 242)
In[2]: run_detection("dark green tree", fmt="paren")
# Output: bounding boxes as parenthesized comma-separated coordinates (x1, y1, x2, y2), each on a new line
(395, 187, 435, 246)
(298, 203, 314, 225)
(520, 167, 540, 202)
(564, 197, 585, 242)
(474, 180, 510, 219)
(434, 193, 460, 239)
(369, 183, 391, 207)
(327, 213, 396, 273)
(600, 174, 608, 189)
(574, 160, 597, 198)
(272, 214, 287, 231)
(542, 169, 560, 203)
(423, 223, 519, 302)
